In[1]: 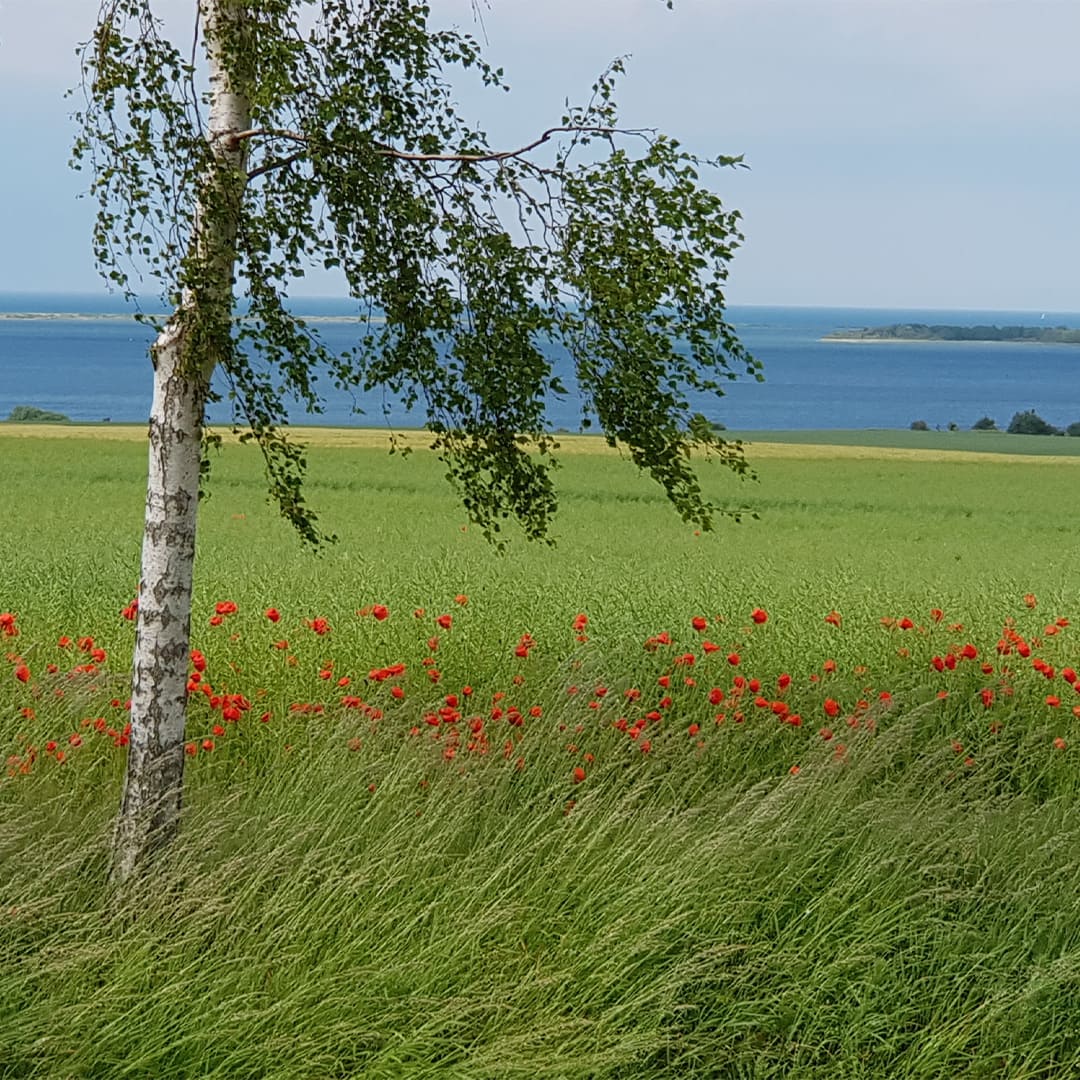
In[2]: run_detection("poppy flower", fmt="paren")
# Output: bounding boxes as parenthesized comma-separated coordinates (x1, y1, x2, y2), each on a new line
(14, 664, 30, 684)
(372, 604, 389, 621)
(750, 608, 768, 625)
(265, 607, 281, 623)
(691, 616, 708, 632)
(727, 652, 740, 666)
(823, 698, 840, 718)
(435, 614, 453, 630)
(572, 766, 586, 783)
(824, 611, 842, 628)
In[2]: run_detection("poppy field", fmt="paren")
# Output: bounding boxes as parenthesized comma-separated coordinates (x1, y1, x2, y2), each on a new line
(3, 429, 1080, 1078)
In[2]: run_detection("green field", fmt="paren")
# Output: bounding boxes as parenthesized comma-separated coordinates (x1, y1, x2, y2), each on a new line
(4, 429, 1080, 1077)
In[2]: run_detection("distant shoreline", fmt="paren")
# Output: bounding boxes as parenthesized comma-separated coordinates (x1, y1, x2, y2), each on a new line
(823, 322, 1080, 345)
(819, 336, 1076, 345)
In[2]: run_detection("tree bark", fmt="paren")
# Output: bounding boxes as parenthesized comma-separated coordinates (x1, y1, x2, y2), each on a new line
(112, 330, 207, 882)
(111, 0, 251, 882)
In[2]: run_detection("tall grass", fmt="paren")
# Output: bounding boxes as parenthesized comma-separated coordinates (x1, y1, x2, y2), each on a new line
(3, 433, 1080, 1076)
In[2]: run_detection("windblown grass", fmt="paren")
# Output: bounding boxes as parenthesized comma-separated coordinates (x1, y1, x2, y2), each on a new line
(3, 432, 1080, 1077)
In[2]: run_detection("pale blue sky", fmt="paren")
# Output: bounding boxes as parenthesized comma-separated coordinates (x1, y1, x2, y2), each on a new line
(2, 0, 1078, 309)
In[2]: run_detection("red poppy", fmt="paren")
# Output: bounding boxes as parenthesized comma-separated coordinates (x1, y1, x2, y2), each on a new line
(14, 664, 29, 684)
(572, 766, 586, 783)
(691, 616, 708, 632)
(824, 611, 842, 628)
(265, 607, 281, 623)
(750, 608, 768, 625)
(372, 604, 389, 621)
(435, 614, 453, 630)
(727, 652, 740, 666)
(822, 698, 840, 718)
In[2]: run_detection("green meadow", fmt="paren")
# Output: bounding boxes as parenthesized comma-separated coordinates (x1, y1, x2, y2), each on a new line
(4, 427, 1080, 1078)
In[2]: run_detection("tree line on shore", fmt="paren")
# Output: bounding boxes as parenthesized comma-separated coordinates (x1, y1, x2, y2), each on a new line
(910, 411, 1080, 436)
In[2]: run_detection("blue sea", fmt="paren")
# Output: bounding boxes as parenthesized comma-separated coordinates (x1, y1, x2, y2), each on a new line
(2, 291, 1080, 431)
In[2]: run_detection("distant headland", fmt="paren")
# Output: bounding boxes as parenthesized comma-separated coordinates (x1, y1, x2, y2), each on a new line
(823, 323, 1080, 344)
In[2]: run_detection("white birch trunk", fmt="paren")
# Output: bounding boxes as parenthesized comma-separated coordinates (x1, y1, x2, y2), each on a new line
(112, 0, 251, 882)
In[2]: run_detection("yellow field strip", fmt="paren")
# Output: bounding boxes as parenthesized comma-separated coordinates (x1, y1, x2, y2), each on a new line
(4, 423, 1080, 466)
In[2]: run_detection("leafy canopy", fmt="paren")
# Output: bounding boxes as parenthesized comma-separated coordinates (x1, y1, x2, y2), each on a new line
(73, 0, 760, 544)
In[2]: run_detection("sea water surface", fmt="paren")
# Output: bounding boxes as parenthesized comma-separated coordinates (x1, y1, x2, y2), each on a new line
(2, 292, 1080, 431)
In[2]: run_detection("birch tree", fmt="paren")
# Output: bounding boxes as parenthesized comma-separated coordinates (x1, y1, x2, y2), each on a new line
(74, 0, 760, 881)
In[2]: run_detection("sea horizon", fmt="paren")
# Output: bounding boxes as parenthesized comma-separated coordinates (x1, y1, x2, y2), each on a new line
(4, 293, 1080, 431)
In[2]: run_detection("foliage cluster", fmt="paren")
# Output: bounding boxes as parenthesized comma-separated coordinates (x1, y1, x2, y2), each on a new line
(73, 0, 759, 545)
(1008, 409, 1062, 436)
(6, 405, 70, 423)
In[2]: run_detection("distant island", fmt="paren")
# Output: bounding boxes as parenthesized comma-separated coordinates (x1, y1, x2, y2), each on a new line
(823, 323, 1080, 344)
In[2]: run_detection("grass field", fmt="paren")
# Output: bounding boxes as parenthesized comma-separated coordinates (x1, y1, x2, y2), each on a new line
(3, 428, 1080, 1078)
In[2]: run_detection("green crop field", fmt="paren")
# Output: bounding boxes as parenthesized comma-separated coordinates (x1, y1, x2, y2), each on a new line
(4, 427, 1080, 1078)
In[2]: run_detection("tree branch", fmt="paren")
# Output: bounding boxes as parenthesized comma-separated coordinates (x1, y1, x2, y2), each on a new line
(247, 149, 307, 181)
(227, 124, 652, 164)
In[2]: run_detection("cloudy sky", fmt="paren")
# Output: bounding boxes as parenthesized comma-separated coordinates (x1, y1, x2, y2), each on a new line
(2, 0, 1078, 309)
